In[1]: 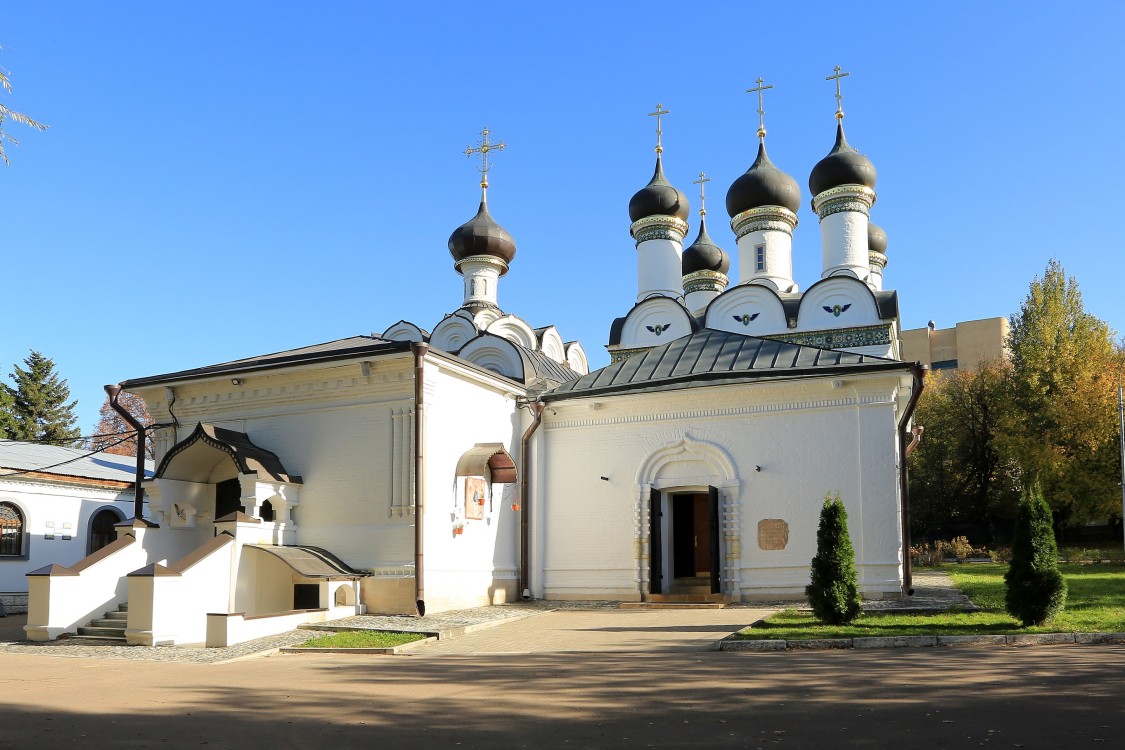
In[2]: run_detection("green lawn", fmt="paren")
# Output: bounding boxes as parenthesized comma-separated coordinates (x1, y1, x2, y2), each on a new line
(296, 630, 427, 648)
(732, 563, 1125, 640)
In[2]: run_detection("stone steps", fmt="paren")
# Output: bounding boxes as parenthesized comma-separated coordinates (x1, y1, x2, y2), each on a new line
(72, 604, 129, 643)
(620, 601, 727, 609)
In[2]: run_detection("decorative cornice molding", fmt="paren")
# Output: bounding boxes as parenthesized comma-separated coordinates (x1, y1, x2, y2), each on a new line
(630, 214, 688, 244)
(682, 269, 729, 294)
(811, 184, 876, 218)
(607, 346, 653, 364)
(453, 254, 509, 275)
(547, 391, 895, 430)
(730, 205, 798, 239)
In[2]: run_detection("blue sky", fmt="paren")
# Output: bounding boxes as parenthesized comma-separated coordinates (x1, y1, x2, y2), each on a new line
(3, 2, 1122, 434)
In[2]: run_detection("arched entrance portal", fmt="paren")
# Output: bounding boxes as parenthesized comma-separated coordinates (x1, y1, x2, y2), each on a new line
(87, 507, 125, 554)
(636, 435, 741, 600)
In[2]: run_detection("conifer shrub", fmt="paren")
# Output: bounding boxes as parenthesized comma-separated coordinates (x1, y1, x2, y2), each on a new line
(805, 491, 862, 624)
(1004, 483, 1067, 626)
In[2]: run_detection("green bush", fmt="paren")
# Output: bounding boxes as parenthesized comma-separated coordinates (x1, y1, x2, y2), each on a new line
(806, 491, 862, 625)
(988, 547, 1012, 563)
(1060, 547, 1084, 564)
(1005, 483, 1067, 626)
(948, 536, 974, 562)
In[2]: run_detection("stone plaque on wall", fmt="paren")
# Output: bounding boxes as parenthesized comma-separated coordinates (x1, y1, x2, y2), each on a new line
(757, 519, 789, 551)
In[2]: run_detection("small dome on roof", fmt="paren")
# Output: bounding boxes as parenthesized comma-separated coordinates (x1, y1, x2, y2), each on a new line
(726, 142, 801, 216)
(682, 218, 730, 276)
(809, 122, 877, 196)
(629, 156, 690, 223)
(448, 194, 516, 267)
(868, 222, 888, 255)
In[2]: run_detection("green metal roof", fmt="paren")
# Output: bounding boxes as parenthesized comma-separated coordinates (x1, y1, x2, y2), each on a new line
(544, 328, 908, 400)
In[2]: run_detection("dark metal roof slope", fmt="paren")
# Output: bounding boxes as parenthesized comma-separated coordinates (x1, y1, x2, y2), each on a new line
(121, 335, 411, 388)
(247, 544, 369, 578)
(155, 422, 302, 483)
(517, 345, 582, 385)
(544, 328, 908, 401)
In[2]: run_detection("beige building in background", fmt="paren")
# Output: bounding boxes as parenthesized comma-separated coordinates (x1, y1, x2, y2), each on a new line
(901, 317, 1010, 371)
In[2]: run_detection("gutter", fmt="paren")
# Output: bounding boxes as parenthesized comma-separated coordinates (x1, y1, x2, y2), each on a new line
(412, 342, 429, 617)
(104, 384, 149, 520)
(518, 401, 545, 599)
(897, 365, 928, 596)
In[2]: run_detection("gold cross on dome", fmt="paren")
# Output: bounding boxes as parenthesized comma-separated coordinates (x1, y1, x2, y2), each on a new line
(746, 77, 773, 141)
(692, 172, 711, 216)
(826, 66, 850, 120)
(648, 103, 670, 154)
(465, 127, 506, 188)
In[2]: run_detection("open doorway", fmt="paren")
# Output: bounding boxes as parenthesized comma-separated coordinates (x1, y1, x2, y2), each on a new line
(649, 487, 720, 597)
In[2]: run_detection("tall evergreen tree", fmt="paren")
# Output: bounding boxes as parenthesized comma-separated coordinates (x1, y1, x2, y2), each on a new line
(806, 491, 862, 625)
(2, 351, 81, 444)
(0, 45, 49, 166)
(0, 382, 15, 437)
(1005, 482, 1067, 626)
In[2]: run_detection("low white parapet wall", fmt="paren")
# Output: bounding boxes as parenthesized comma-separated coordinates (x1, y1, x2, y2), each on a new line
(24, 526, 155, 642)
(125, 533, 235, 646)
(206, 608, 327, 648)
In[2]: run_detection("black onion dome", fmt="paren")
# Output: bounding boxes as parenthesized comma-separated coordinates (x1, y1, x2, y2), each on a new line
(725, 142, 801, 217)
(628, 156, 690, 223)
(868, 222, 888, 255)
(809, 122, 877, 196)
(448, 195, 516, 266)
(682, 218, 730, 275)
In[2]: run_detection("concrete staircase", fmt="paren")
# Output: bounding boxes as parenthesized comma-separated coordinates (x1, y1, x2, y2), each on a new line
(65, 603, 129, 643)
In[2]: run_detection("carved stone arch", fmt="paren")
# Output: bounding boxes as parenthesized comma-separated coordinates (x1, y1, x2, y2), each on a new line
(795, 276, 882, 332)
(617, 297, 693, 350)
(485, 314, 538, 350)
(431, 311, 481, 353)
(536, 326, 566, 364)
(635, 434, 738, 490)
(633, 434, 742, 600)
(381, 320, 429, 343)
(704, 284, 788, 336)
(471, 307, 502, 329)
(564, 341, 589, 375)
(455, 334, 526, 382)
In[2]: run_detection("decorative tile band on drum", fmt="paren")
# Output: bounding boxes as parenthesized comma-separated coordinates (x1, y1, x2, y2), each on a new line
(766, 324, 892, 349)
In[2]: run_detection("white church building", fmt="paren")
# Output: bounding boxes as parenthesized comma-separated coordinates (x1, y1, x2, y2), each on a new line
(26, 79, 925, 647)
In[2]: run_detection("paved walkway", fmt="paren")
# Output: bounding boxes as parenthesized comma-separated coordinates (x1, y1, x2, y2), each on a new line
(0, 569, 970, 661)
(405, 607, 775, 655)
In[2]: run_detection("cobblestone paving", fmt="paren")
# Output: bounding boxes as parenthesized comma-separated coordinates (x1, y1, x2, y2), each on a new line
(0, 570, 970, 663)
(0, 630, 313, 664)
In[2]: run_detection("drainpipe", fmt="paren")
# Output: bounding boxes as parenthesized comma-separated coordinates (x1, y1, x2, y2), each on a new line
(897, 365, 928, 596)
(519, 401, 545, 600)
(104, 384, 147, 520)
(411, 343, 429, 617)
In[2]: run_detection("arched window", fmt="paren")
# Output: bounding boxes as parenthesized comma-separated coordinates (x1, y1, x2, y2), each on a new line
(0, 503, 25, 556)
(88, 508, 123, 555)
(259, 499, 275, 522)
